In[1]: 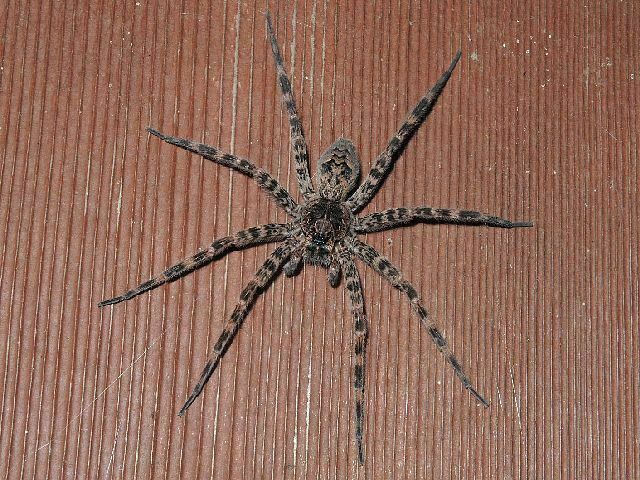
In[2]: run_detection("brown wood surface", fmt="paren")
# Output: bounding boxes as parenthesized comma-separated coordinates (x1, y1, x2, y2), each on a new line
(1, 1, 638, 478)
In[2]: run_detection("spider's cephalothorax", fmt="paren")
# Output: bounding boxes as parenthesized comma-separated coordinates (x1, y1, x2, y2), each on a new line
(99, 12, 532, 466)
(299, 198, 352, 256)
(293, 196, 353, 285)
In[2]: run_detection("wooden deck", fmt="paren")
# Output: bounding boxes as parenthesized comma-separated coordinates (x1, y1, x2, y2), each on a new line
(0, 1, 637, 478)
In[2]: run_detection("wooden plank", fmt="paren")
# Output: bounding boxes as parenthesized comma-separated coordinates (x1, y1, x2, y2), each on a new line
(0, 0, 638, 478)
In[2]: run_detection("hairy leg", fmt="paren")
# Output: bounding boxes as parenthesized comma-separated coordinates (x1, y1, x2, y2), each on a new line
(98, 223, 291, 306)
(178, 239, 295, 415)
(339, 255, 369, 465)
(347, 52, 461, 213)
(147, 128, 298, 216)
(350, 238, 489, 406)
(355, 206, 533, 233)
(265, 12, 314, 198)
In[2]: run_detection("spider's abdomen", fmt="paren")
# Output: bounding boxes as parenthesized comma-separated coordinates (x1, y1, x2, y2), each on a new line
(316, 138, 361, 200)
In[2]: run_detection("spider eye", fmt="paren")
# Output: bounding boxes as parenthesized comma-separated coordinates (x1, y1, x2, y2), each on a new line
(312, 218, 333, 242)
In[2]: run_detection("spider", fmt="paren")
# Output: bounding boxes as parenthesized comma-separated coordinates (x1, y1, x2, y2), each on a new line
(99, 12, 532, 465)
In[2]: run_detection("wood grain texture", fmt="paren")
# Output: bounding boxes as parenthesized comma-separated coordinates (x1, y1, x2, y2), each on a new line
(0, 0, 638, 478)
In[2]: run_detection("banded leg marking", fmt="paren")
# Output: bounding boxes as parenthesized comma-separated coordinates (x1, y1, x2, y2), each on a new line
(147, 128, 298, 215)
(350, 238, 489, 406)
(355, 206, 533, 233)
(265, 12, 314, 198)
(98, 223, 291, 306)
(347, 52, 461, 212)
(178, 240, 294, 415)
(341, 257, 369, 465)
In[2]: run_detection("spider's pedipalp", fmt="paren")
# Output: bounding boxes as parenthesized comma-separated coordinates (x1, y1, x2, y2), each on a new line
(339, 255, 369, 465)
(347, 51, 462, 213)
(283, 247, 303, 277)
(147, 128, 298, 215)
(265, 12, 314, 198)
(355, 206, 534, 233)
(178, 239, 295, 415)
(327, 258, 341, 287)
(98, 223, 291, 307)
(350, 238, 489, 407)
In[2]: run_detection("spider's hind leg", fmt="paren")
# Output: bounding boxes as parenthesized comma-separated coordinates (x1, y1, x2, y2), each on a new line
(351, 239, 489, 406)
(265, 12, 314, 198)
(347, 52, 461, 212)
(147, 128, 298, 216)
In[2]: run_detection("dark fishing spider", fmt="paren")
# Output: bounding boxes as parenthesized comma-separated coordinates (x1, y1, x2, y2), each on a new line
(99, 12, 532, 465)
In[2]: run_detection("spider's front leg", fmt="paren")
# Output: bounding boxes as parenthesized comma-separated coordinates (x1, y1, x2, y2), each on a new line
(179, 239, 295, 415)
(98, 223, 291, 306)
(339, 253, 369, 465)
(351, 238, 489, 406)
(355, 206, 533, 233)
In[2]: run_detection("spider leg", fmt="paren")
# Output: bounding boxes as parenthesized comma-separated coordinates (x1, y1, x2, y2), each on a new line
(178, 239, 294, 415)
(339, 254, 369, 465)
(147, 128, 298, 216)
(355, 206, 533, 233)
(265, 12, 314, 198)
(350, 238, 489, 406)
(98, 223, 292, 306)
(347, 52, 461, 213)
